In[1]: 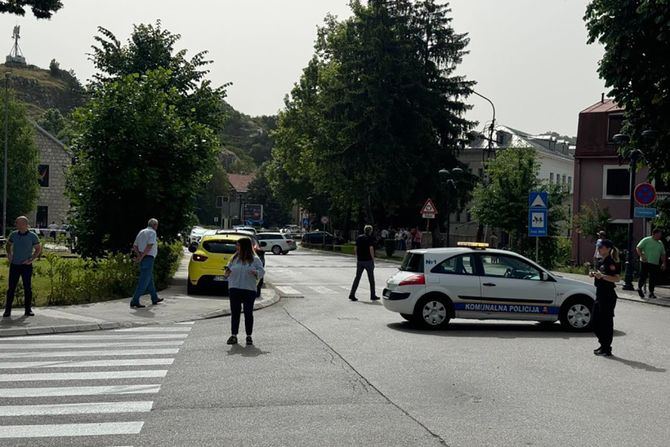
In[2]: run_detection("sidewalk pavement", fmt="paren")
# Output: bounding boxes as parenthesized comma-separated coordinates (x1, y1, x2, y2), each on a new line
(0, 251, 280, 338)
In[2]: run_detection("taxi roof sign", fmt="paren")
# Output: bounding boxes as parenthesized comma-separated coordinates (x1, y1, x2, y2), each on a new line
(457, 242, 489, 249)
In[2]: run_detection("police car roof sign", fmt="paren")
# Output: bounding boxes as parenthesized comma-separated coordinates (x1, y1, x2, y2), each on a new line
(421, 198, 438, 215)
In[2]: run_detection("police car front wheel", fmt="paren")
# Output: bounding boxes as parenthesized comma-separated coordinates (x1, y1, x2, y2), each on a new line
(415, 295, 451, 329)
(559, 296, 593, 331)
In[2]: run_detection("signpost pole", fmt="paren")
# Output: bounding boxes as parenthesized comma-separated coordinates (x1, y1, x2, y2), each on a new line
(536, 237, 539, 263)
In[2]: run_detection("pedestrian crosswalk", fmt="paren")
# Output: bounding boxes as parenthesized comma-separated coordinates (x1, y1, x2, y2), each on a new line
(0, 323, 193, 445)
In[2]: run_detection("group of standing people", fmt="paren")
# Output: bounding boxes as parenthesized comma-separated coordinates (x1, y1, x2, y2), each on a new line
(378, 226, 422, 251)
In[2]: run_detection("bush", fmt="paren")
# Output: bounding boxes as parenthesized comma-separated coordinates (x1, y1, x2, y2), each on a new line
(41, 240, 183, 306)
(154, 241, 183, 289)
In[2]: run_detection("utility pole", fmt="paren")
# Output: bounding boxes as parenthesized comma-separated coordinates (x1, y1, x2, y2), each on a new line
(3, 72, 9, 238)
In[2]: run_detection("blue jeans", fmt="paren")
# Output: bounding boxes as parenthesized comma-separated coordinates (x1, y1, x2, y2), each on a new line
(131, 256, 159, 305)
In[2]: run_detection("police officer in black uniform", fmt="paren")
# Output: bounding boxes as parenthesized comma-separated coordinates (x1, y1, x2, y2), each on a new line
(589, 239, 621, 356)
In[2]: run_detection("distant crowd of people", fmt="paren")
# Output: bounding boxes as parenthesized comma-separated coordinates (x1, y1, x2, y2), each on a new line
(377, 227, 424, 250)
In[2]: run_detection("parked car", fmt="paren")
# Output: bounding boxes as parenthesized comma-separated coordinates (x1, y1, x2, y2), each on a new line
(189, 226, 215, 245)
(256, 232, 297, 255)
(382, 243, 597, 331)
(301, 231, 344, 245)
(232, 225, 257, 234)
(187, 231, 264, 295)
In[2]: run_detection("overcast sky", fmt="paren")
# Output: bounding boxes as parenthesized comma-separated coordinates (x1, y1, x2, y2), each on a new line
(0, 0, 605, 136)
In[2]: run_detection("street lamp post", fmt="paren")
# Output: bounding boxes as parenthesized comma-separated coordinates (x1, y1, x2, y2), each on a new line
(438, 167, 463, 247)
(613, 130, 657, 291)
(3, 72, 10, 238)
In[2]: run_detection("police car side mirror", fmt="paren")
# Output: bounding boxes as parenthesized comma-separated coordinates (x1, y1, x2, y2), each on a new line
(188, 243, 197, 253)
(540, 271, 551, 281)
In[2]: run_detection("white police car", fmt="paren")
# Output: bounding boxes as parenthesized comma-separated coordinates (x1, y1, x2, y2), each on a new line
(383, 243, 596, 331)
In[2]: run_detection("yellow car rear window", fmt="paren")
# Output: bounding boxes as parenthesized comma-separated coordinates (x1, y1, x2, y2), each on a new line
(202, 239, 238, 254)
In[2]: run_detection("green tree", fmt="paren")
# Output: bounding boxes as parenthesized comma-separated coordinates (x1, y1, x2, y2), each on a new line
(0, 0, 61, 18)
(194, 164, 231, 226)
(585, 0, 670, 175)
(268, 0, 474, 230)
(90, 21, 228, 131)
(0, 94, 39, 228)
(69, 69, 221, 258)
(37, 108, 65, 135)
(471, 147, 568, 267)
(247, 166, 291, 228)
(68, 23, 228, 257)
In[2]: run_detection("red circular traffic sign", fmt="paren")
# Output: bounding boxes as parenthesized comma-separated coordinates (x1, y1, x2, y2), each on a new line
(634, 182, 656, 206)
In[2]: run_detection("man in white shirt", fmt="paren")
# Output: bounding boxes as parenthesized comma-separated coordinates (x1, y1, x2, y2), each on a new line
(130, 218, 164, 308)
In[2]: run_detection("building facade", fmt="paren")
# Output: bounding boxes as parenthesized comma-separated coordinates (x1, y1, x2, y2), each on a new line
(452, 125, 575, 245)
(570, 99, 667, 265)
(29, 122, 71, 229)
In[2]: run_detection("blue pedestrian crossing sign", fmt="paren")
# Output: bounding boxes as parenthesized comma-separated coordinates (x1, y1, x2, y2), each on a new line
(528, 192, 548, 237)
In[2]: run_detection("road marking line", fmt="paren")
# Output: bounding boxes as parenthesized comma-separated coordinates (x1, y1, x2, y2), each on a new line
(0, 370, 168, 382)
(0, 358, 174, 369)
(113, 327, 192, 332)
(0, 401, 153, 416)
(5, 334, 188, 341)
(0, 422, 144, 438)
(175, 321, 194, 325)
(0, 348, 179, 359)
(0, 341, 184, 350)
(0, 384, 161, 398)
(275, 286, 302, 296)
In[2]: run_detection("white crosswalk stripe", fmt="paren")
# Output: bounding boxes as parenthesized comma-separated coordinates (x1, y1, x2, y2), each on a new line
(0, 324, 191, 444)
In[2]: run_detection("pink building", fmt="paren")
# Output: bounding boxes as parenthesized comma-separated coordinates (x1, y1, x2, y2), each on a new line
(571, 98, 667, 265)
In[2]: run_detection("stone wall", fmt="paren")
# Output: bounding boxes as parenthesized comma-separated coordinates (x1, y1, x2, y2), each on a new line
(27, 124, 71, 229)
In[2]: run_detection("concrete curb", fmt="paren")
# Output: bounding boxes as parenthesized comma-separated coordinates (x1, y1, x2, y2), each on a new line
(0, 292, 281, 338)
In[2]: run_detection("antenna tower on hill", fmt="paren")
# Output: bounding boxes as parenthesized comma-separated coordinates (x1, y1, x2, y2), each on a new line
(6, 26, 26, 65)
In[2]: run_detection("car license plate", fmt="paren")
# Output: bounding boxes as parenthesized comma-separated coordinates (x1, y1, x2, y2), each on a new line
(213, 276, 227, 282)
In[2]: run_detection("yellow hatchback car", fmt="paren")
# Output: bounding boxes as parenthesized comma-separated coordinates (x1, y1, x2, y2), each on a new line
(187, 233, 248, 294)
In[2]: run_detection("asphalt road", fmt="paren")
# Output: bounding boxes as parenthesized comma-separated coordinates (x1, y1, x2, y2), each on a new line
(1, 248, 668, 446)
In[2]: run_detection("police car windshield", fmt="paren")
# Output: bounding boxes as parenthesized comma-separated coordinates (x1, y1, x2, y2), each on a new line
(400, 253, 424, 273)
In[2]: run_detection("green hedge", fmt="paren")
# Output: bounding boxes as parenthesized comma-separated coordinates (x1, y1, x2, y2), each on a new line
(1, 240, 183, 307)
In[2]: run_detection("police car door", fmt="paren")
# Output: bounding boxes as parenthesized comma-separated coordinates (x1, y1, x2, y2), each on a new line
(473, 253, 557, 320)
(429, 254, 480, 312)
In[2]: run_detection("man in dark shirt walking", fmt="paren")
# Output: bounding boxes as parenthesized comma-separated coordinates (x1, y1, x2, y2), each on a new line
(349, 225, 380, 301)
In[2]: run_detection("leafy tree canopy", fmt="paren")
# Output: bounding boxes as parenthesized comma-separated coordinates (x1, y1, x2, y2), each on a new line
(90, 21, 228, 131)
(585, 0, 670, 176)
(268, 0, 475, 230)
(471, 147, 568, 267)
(0, 93, 39, 228)
(0, 0, 61, 18)
(69, 22, 228, 257)
(69, 69, 221, 257)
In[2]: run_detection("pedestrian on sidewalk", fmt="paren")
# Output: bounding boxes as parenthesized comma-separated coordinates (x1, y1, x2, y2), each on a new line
(589, 239, 620, 357)
(636, 229, 667, 299)
(130, 218, 164, 309)
(3, 216, 42, 318)
(349, 225, 380, 302)
(224, 237, 265, 346)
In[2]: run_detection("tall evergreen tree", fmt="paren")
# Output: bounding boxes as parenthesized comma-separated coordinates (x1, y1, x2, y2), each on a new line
(269, 0, 474, 229)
